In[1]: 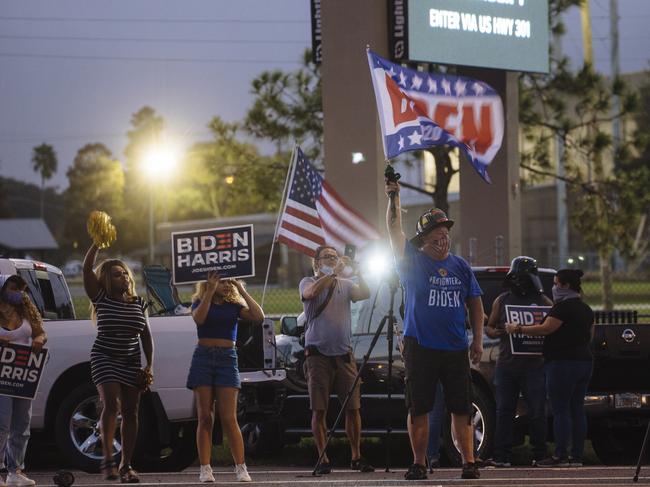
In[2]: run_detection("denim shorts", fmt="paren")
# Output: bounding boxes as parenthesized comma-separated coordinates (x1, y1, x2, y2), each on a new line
(186, 345, 241, 389)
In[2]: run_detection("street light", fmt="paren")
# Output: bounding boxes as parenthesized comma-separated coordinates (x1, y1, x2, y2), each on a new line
(142, 143, 179, 263)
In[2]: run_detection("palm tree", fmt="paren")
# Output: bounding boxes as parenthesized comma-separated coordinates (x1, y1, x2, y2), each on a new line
(31, 143, 58, 219)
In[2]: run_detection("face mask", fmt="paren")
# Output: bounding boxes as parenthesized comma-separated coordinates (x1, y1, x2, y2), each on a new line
(3, 290, 23, 306)
(319, 265, 334, 276)
(552, 285, 579, 302)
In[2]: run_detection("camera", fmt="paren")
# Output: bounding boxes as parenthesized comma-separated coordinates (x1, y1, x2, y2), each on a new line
(344, 244, 356, 261)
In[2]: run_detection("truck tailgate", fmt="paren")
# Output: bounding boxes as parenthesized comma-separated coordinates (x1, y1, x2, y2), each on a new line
(591, 323, 650, 392)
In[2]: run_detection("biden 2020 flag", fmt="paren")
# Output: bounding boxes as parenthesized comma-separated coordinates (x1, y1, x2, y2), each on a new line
(172, 225, 254, 284)
(367, 49, 504, 183)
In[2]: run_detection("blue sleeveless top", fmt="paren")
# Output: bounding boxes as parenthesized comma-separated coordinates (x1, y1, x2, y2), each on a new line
(191, 300, 242, 341)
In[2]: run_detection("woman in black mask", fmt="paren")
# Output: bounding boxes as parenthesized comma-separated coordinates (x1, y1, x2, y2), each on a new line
(506, 269, 594, 467)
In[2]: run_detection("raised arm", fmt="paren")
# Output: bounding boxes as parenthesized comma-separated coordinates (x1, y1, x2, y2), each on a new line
(302, 257, 346, 301)
(233, 280, 265, 325)
(385, 180, 406, 259)
(82, 244, 102, 299)
(192, 272, 218, 326)
(349, 258, 370, 302)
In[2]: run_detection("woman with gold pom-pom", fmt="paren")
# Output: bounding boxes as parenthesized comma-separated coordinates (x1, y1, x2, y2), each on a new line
(83, 211, 154, 483)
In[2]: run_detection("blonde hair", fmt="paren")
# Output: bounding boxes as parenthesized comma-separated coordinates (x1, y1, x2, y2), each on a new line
(192, 279, 246, 307)
(90, 259, 138, 322)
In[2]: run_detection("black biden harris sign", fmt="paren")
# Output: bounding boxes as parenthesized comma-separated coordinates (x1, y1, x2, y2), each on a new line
(0, 344, 48, 400)
(388, 0, 549, 73)
(172, 225, 255, 284)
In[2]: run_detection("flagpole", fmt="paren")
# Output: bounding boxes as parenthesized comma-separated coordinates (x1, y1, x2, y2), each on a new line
(261, 144, 298, 309)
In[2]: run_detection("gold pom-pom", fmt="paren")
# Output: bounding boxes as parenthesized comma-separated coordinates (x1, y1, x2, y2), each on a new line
(86, 211, 117, 249)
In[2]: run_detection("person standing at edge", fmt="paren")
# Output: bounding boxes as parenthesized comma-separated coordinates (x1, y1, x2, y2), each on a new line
(484, 256, 552, 467)
(506, 269, 594, 467)
(300, 245, 374, 475)
(385, 178, 484, 481)
(0, 275, 47, 487)
(83, 243, 154, 483)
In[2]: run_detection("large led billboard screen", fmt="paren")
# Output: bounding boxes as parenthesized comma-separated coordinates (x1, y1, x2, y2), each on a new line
(388, 0, 549, 73)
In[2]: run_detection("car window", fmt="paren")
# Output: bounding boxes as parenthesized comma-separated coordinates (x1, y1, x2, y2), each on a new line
(17, 269, 75, 320)
(48, 272, 76, 319)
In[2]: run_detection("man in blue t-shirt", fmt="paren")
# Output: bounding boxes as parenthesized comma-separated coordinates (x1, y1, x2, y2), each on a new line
(385, 179, 484, 481)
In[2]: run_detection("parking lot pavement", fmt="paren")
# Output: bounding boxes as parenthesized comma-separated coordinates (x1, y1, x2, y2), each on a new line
(18, 466, 650, 486)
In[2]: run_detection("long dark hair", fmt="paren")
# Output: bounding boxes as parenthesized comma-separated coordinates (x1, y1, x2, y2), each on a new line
(0, 275, 42, 327)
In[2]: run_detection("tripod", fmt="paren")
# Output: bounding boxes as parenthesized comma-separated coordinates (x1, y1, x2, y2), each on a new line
(633, 419, 650, 482)
(311, 272, 401, 476)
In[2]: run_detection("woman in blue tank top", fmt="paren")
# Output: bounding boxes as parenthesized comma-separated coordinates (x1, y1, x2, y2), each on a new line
(187, 271, 264, 483)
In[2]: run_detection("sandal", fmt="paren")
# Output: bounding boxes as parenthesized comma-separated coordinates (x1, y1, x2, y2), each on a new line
(119, 464, 140, 484)
(100, 458, 118, 481)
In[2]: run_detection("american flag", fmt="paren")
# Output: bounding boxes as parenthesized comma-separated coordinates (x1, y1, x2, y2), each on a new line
(367, 50, 504, 183)
(277, 148, 380, 257)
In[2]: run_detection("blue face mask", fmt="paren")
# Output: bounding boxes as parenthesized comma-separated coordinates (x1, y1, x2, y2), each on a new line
(319, 265, 334, 276)
(3, 290, 23, 305)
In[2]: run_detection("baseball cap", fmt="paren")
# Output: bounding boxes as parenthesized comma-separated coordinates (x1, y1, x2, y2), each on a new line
(410, 208, 454, 246)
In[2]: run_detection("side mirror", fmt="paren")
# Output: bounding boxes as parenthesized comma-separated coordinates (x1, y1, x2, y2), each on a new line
(280, 316, 303, 337)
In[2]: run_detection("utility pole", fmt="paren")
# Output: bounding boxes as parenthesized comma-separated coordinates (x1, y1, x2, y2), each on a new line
(581, 0, 594, 65)
(554, 32, 568, 269)
(610, 0, 623, 272)
(610, 0, 621, 164)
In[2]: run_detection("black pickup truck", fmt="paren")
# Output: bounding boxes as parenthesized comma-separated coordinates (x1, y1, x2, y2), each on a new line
(246, 267, 650, 466)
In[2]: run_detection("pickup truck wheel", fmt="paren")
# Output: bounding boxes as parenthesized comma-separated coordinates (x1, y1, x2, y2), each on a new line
(441, 386, 495, 467)
(591, 425, 646, 465)
(54, 381, 122, 473)
(242, 422, 283, 458)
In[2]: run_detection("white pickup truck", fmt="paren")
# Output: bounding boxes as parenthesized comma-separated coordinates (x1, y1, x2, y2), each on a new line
(0, 258, 285, 472)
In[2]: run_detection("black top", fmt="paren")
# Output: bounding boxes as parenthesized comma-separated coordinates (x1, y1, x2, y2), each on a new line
(542, 297, 594, 362)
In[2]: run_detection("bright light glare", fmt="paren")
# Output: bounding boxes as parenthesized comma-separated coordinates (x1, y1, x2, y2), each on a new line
(351, 152, 365, 164)
(143, 144, 179, 179)
(362, 248, 394, 280)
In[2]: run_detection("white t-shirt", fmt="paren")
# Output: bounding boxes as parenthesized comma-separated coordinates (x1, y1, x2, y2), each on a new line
(299, 276, 354, 356)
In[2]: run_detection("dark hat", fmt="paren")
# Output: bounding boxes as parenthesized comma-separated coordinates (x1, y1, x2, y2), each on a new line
(410, 208, 454, 246)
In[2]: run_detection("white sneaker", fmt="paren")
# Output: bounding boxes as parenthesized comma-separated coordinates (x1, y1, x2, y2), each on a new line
(199, 464, 215, 483)
(234, 463, 252, 482)
(5, 472, 35, 486)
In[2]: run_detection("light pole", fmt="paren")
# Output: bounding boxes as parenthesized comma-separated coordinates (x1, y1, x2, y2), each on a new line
(143, 145, 178, 264)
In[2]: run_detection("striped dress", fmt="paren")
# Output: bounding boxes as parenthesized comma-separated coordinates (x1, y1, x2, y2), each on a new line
(90, 289, 148, 387)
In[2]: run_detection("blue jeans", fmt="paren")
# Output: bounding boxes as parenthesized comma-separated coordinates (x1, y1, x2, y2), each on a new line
(186, 345, 241, 389)
(427, 382, 445, 462)
(545, 360, 593, 459)
(494, 363, 547, 462)
(0, 396, 32, 473)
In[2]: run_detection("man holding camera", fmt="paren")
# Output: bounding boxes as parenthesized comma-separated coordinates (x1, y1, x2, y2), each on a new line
(385, 179, 484, 480)
(299, 245, 373, 474)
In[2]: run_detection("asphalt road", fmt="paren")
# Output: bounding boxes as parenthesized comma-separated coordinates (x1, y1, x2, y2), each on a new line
(21, 466, 650, 486)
